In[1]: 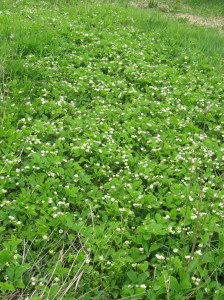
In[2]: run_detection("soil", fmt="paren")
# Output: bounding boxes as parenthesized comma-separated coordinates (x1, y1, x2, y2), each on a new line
(174, 13, 224, 32)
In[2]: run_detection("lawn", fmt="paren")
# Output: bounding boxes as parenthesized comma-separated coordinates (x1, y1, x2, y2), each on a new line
(0, 1, 224, 299)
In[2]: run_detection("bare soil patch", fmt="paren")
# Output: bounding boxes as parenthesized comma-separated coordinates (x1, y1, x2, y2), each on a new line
(174, 13, 224, 32)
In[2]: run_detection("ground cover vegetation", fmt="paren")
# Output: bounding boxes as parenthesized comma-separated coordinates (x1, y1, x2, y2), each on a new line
(171, 0, 224, 18)
(0, 0, 224, 299)
(125, 0, 224, 35)
(115, 0, 224, 60)
(128, 0, 224, 17)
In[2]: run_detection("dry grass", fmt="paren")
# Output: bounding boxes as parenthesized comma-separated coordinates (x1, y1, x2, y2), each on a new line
(174, 13, 224, 32)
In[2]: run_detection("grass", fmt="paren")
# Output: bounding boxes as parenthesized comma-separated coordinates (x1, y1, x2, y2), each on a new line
(0, 0, 224, 299)
(111, 0, 224, 66)
(127, 9, 224, 65)
(181, 0, 224, 17)
(136, 0, 224, 17)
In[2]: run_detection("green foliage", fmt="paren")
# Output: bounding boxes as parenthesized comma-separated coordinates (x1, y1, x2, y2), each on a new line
(141, 0, 224, 17)
(184, 0, 224, 17)
(0, 0, 223, 299)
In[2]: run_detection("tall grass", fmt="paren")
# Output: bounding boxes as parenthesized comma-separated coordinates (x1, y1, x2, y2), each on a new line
(107, 1, 224, 67)
(184, 0, 224, 17)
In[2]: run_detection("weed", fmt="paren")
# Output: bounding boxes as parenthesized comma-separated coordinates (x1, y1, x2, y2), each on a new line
(0, 1, 223, 299)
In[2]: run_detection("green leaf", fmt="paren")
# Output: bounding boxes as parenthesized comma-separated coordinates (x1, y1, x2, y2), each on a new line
(179, 270, 192, 290)
(188, 258, 199, 273)
(14, 280, 25, 289)
(170, 276, 179, 291)
(0, 250, 11, 268)
(127, 271, 138, 283)
(6, 264, 30, 283)
(135, 287, 146, 297)
(138, 272, 148, 282)
(0, 282, 15, 293)
(149, 243, 162, 253)
(14, 264, 30, 279)
(6, 266, 14, 282)
(138, 261, 149, 272)
(147, 221, 166, 235)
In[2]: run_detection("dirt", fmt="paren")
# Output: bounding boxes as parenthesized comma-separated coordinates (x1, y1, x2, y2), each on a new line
(130, 0, 149, 9)
(174, 13, 224, 32)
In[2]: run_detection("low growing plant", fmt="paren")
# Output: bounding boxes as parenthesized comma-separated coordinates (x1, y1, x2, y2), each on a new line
(0, 1, 223, 299)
